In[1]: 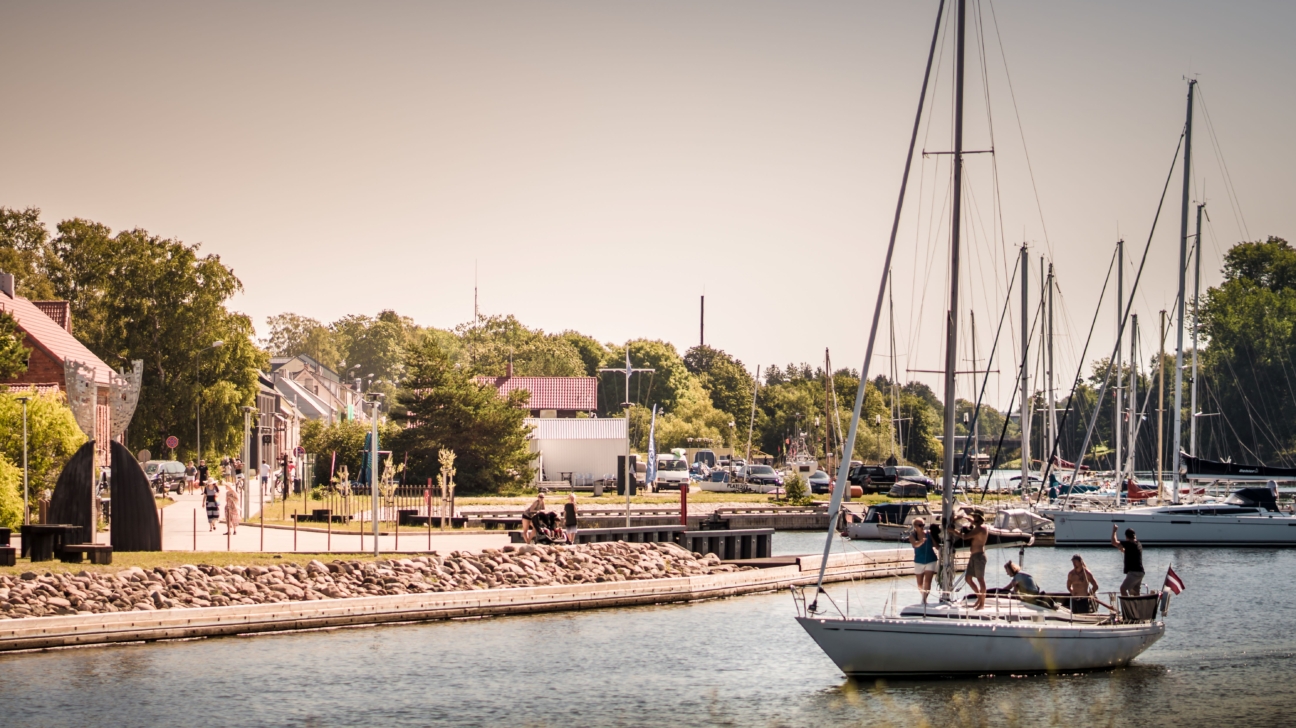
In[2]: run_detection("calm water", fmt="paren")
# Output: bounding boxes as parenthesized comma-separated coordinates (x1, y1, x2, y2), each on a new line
(3, 540, 1294, 727)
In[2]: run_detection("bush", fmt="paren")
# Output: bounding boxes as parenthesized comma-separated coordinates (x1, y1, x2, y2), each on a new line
(783, 472, 812, 505)
(0, 454, 22, 529)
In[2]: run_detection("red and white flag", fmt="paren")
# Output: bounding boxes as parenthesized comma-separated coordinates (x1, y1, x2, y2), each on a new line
(1163, 565, 1185, 595)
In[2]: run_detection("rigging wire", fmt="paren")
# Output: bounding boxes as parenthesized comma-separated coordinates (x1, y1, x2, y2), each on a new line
(1196, 86, 1251, 242)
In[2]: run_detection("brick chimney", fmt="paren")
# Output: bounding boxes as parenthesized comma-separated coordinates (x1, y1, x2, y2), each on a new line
(506, 357, 514, 378)
(0, 271, 14, 299)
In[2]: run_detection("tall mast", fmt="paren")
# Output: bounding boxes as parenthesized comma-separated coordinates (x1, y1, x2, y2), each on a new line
(970, 311, 979, 469)
(1158, 310, 1167, 498)
(889, 281, 901, 457)
(1190, 202, 1205, 457)
(824, 348, 833, 471)
(1047, 263, 1057, 467)
(1172, 80, 1196, 505)
(1019, 243, 1030, 490)
(1127, 314, 1139, 476)
(938, 0, 967, 594)
(1115, 238, 1124, 481)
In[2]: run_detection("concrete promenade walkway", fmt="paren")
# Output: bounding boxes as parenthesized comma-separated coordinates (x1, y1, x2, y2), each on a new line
(161, 492, 510, 555)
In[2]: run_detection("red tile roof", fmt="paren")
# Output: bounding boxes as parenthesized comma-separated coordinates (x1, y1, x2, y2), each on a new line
(32, 301, 71, 332)
(475, 376, 597, 411)
(0, 294, 115, 385)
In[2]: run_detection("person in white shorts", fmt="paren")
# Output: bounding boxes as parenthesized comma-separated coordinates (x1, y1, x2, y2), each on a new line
(909, 518, 939, 604)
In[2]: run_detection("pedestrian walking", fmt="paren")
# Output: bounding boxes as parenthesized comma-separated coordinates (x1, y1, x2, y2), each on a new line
(184, 461, 197, 495)
(564, 493, 579, 544)
(204, 480, 220, 531)
(198, 459, 209, 490)
(1111, 525, 1145, 595)
(224, 483, 241, 535)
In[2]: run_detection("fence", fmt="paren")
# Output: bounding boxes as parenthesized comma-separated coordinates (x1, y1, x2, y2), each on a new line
(280, 480, 460, 529)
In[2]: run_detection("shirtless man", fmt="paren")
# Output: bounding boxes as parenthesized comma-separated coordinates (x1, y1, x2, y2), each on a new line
(962, 511, 989, 610)
(1066, 554, 1100, 614)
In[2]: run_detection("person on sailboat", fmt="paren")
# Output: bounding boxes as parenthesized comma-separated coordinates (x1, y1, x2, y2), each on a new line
(1112, 526, 1145, 595)
(1003, 561, 1053, 608)
(909, 518, 938, 604)
(1066, 555, 1100, 614)
(962, 511, 990, 610)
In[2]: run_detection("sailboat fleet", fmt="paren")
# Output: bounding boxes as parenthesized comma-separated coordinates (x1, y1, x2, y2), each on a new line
(790, 0, 1294, 677)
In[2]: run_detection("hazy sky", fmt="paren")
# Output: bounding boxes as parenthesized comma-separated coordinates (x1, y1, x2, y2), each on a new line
(2, 1, 1292, 408)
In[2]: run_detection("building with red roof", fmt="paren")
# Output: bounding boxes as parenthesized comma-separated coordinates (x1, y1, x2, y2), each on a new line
(1, 271, 121, 463)
(474, 362, 597, 418)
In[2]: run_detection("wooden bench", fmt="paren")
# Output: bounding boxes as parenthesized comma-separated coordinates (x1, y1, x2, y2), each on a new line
(0, 528, 11, 566)
(57, 544, 113, 565)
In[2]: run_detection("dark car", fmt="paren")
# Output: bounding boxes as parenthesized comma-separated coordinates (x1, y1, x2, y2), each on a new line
(745, 464, 784, 488)
(848, 464, 935, 494)
(808, 469, 832, 494)
(887, 481, 929, 498)
(143, 460, 186, 494)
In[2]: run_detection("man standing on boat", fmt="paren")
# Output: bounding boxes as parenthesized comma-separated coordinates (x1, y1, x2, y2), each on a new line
(963, 511, 989, 609)
(1066, 555, 1100, 613)
(1112, 525, 1145, 595)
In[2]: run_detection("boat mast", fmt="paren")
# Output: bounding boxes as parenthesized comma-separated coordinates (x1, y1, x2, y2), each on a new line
(1158, 310, 1167, 497)
(970, 310, 979, 472)
(1019, 243, 1029, 491)
(1190, 202, 1205, 457)
(938, 0, 967, 595)
(1172, 80, 1196, 505)
(745, 365, 761, 468)
(1047, 263, 1057, 469)
(824, 348, 833, 473)
(1115, 239, 1123, 482)
(809, 0, 947, 604)
(1127, 313, 1138, 476)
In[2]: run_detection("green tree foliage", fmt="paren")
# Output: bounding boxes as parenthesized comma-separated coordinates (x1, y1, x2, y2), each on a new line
(0, 391, 87, 494)
(683, 345, 754, 426)
(393, 338, 535, 493)
(45, 219, 264, 460)
(332, 310, 422, 388)
(0, 454, 21, 529)
(457, 315, 585, 377)
(0, 311, 31, 379)
(631, 378, 737, 451)
(300, 417, 402, 486)
(264, 313, 342, 371)
(601, 340, 692, 416)
(1199, 236, 1296, 463)
(0, 207, 57, 299)
(559, 330, 608, 376)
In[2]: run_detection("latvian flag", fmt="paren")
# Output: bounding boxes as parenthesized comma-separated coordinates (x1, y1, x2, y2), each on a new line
(1163, 565, 1185, 595)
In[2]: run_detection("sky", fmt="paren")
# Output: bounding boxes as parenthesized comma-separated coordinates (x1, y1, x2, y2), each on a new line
(1, 0, 1293, 409)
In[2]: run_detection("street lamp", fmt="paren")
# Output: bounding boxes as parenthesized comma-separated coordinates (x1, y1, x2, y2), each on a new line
(14, 394, 32, 525)
(195, 340, 224, 460)
(368, 392, 385, 557)
(241, 405, 255, 520)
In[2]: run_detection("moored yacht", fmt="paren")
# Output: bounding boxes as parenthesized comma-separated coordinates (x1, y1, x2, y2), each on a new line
(1052, 486, 1296, 546)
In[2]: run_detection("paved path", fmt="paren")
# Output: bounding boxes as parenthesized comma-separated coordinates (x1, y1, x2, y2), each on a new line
(161, 492, 509, 555)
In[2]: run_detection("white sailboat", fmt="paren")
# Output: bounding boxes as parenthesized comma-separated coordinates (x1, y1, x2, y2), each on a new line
(796, 0, 1166, 677)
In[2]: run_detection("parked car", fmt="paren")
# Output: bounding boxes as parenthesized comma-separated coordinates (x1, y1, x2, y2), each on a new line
(847, 464, 936, 493)
(744, 464, 784, 488)
(808, 469, 832, 494)
(143, 460, 186, 494)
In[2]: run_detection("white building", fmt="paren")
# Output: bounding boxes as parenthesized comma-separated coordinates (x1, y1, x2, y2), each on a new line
(526, 418, 626, 484)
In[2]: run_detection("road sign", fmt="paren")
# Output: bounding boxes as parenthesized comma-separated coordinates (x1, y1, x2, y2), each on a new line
(294, 446, 305, 457)
(165, 436, 179, 449)
(137, 449, 151, 462)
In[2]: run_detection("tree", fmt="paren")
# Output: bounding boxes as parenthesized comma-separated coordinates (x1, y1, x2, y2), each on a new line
(559, 330, 608, 376)
(601, 340, 693, 416)
(333, 311, 422, 396)
(300, 417, 402, 486)
(1199, 236, 1296, 463)
(0, 454, 20, 529)
(0, 207, 57, 299)
(393, 338, 535, 493)
(683, 345, 754, 426)
(457, 315, 586, 377)
(46, 220, 265, 460)
(0, 391, 87, 495)
(0, 311, 30, 379)
(264, 313, 342, 370)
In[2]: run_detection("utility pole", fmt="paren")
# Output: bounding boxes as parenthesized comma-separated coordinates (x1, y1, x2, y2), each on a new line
(1172, 79, 1196, 505)
(601, 351, 654, 527)
(1190, 202, 1205, 457)
(699, 295, 705, 348)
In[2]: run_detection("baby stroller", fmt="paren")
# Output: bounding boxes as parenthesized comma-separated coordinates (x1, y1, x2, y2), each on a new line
(530, 510, 568, 545)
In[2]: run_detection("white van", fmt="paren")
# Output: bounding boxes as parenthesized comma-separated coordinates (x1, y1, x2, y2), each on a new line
(654, 455, 690, 491)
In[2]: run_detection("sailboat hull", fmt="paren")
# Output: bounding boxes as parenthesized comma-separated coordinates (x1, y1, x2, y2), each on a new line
(1052, 508, 1296, 546)
(797, 615, 1163, 677)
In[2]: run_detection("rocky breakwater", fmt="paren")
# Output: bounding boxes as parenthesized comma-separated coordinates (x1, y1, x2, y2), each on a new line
(0, 542, 752, 619)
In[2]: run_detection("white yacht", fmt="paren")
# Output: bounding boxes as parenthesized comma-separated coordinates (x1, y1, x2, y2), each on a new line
(1052, 486, 1296, 546)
